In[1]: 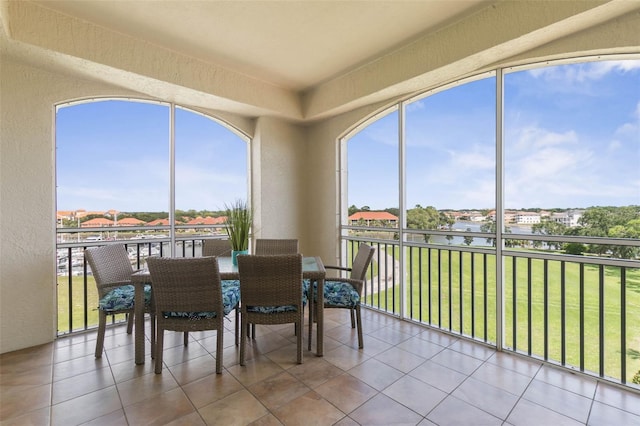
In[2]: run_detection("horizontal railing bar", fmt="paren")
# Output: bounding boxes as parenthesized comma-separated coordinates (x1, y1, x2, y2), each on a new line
(502, 249, 640, 268)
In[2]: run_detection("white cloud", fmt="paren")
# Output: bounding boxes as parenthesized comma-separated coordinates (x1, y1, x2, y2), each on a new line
(527, 60, 640, 83)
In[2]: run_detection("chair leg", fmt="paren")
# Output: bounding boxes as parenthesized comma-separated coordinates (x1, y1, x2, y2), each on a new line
(355, 305, 364, 349)
(150, 313, 156, 359)
(95, 311, 107, 358)
(216, 324, 224, 374)
(126, 311, 134, 334)
(154, 327, 164, 374)
(184, 332, 189, 346)
(297, 316, 303, 364)
(235, 306, 240, 346)
(350, 308, 356, 329)
(251, 324, 256, 339)
(240, 313, 247, 366)
(307, 299, 313, 351)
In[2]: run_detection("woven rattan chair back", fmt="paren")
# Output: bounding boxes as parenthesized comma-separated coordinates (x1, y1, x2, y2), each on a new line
(202, 239, 232, 257)
(85, 244, 134, 299)
(237, 253, 304, 364)
(84, 244, 151, 358)
(146, 256, 230, 373)
(254, 238, 299, 255)
(349, 243, 376, 283)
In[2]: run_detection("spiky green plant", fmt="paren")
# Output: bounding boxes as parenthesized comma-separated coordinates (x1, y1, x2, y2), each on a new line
(223, 199, 252, 251)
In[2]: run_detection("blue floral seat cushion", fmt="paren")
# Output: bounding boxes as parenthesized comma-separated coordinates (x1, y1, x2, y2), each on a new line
(99, 284, 152, 312)
(162, 279, 240, 319)
(306, 280, 360, 308)
(246, 282, 307, 314)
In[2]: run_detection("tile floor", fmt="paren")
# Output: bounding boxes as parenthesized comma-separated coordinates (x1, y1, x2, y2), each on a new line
(1, 308, 639, 425)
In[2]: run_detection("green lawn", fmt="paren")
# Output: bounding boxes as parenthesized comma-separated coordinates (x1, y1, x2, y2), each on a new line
(362, 246, 640, 384)
(58, 244, 640, 383)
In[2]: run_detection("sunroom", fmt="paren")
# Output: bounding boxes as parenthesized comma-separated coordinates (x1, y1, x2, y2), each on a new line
(1, 1, 639, 424)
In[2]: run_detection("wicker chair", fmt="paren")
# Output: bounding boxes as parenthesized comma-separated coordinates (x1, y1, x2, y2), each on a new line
(85, 244, 154, 358)
(201, 238, 239, 345)
(146, 256, 240, 374)
(202, 238, 232, 257)
(250, 238, 299, 337)
(308, 243, 375, 349)
(254, 238, 299, 255)
(237, 254, 304, 365)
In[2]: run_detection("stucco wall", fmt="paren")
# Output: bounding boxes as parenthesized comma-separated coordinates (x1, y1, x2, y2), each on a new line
(252, 117, 305, 244)
(0, 58, 264, 353)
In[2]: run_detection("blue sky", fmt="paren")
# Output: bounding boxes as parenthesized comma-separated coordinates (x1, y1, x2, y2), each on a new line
(56, 103, 248, 212)
(57, 59, 639, 213)
(348, 59, 640, 211)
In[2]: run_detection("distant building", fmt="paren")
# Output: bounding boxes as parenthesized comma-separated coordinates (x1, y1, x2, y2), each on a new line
(81, 218, 113, 227)
(551, 210, 583, 227)
(515, 212, 541, 224)
(348, 211, 398, 227)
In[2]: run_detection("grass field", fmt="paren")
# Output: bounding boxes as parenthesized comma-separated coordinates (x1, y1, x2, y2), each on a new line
(360, 245, 640, 384)
(58, 244, 640, 383)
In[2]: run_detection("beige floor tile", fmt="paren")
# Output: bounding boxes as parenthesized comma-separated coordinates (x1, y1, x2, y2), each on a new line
(430, 348, 484, 375)
(588, 400, 640, 426)
(0, 363, 53, 387)
(124, 387, 196, 425)
(199, 389, 268, 425)
(427, 395, 502, 425)
(396, 336, 445, 359)
(350, 393, 423, 425)
(314, 373, 378, 414)
(288, 357, 343, 388)
(367, 326, 412, 346)
(322, 345, 370, 371)
(82, 409, 128, 426)
(506, 397, 584, 426)
(0, 383, 51, 422)
(116, 367, 180, 406)
(182, 371, 245, 409)
(248, 371, 311, 411)
(52, 366, 114, 404)
(471, 361, 532, 395)
(271, 390, 345, 426)
(409, 360, 467, 393)
(535, 364, 597, 398)
(523, 379, 592, 423)
(383, 375, 447, 416)
(348, 358, 404, 390)
(451, 376, 519, 420)
(164, 411, 207, 426)
(51, 386, 122, 426)
(4, 309, 640, 426)
(166, 353, 218, 385)
(374, 346, 426, 373)
(594, 381, 640, 416)
(227, 355, 285, 386)
(486, 351, 542, 377)
(248, 413, 285, 426)
(0, 406, 50, 426)
(52, 353, 109, 381)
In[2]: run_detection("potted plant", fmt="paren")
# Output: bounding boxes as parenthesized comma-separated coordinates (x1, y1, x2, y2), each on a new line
(223, 199, 252, 265)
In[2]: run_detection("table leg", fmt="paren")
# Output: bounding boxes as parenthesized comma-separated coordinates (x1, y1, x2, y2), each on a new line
(134, 282, 145, 364)
(316, 277, 324, 356)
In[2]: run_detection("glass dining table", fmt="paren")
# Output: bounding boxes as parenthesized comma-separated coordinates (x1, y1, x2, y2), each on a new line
(131, 255, 326, 365)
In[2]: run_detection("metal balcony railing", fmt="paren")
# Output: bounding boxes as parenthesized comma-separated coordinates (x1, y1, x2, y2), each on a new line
(341, 226, 640, 389)
(55, 224, 640, 389)
(55, 224, 227, 336)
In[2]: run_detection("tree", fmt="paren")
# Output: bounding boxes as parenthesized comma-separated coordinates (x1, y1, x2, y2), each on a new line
(532, 220, 567, 250)
(463, 228, 474, 246)
(348, 205, 359, 216)
(406, 205, 439, 243)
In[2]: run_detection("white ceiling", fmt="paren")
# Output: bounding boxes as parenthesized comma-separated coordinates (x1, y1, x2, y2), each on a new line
(29, 0, 488, 91)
